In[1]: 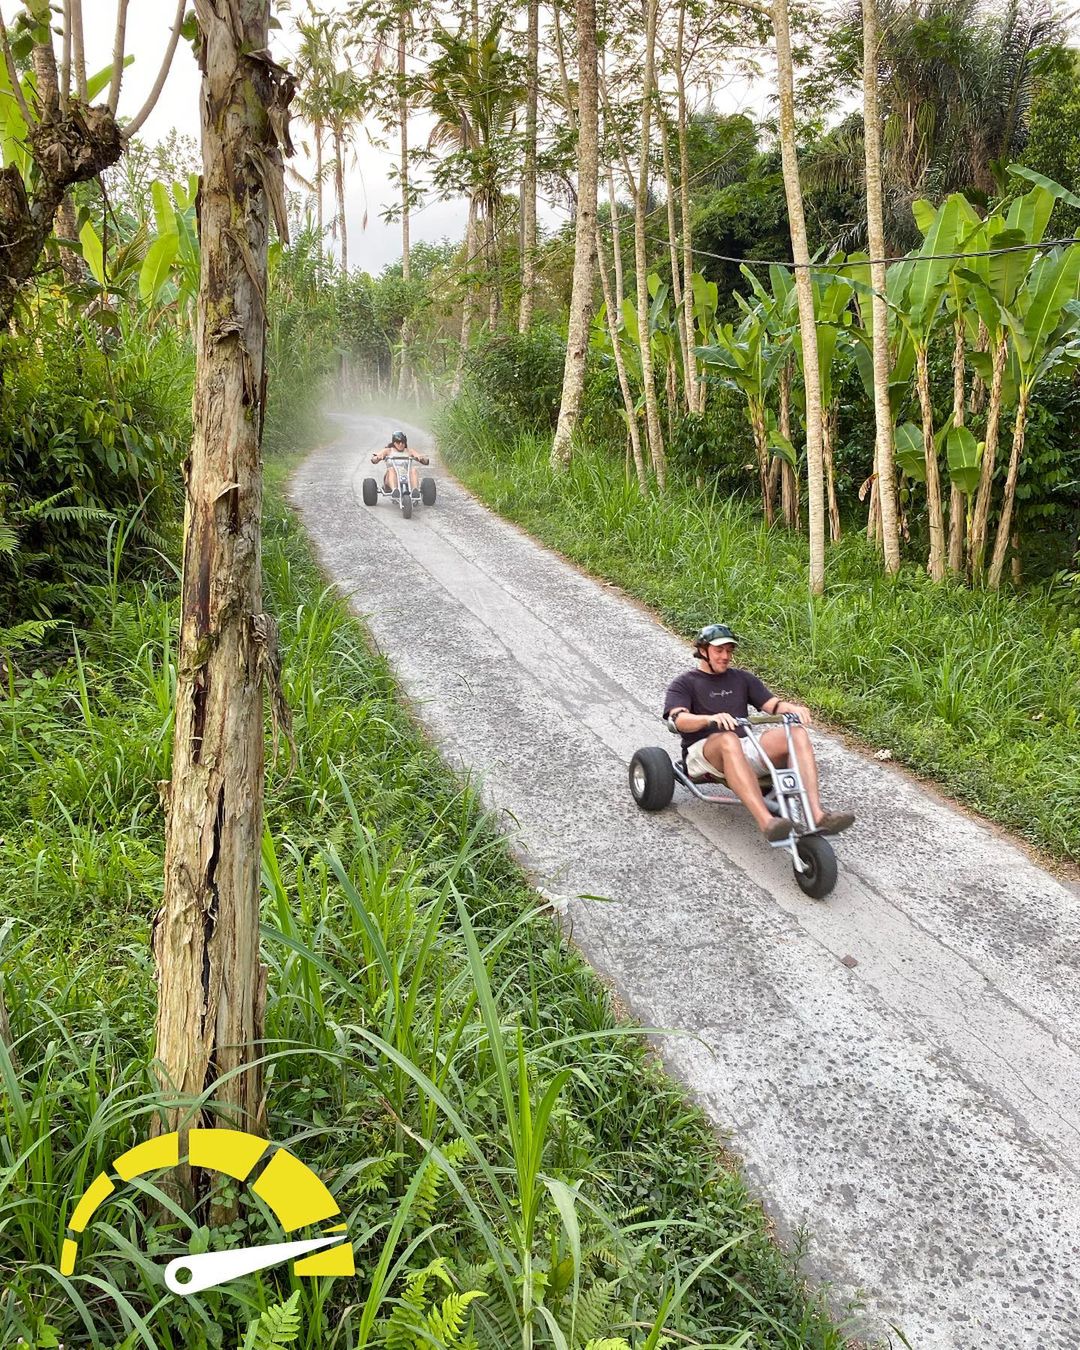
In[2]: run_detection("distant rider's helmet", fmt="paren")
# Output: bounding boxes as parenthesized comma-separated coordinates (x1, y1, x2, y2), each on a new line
(391, 430, 408, 447)
(693, 623, 739, 657)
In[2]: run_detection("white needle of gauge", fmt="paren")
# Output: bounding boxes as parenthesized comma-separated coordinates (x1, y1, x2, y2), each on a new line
(164, 1234, 344, 1295)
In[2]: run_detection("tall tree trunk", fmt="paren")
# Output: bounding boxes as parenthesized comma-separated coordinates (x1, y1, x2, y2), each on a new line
(968, 337, 1006, 581)
(334, 131, 347, 273)
(486, 202, 500, 329)
(595, 216, 647, 490)
(947, 314, 966, 574)
(634, 0, 665, 485)
(154, 0, 293, 1136)
(453, 195, 479, 396)
(987, 385, 1029, 590)
(315, 121, 324, 254)
(31, 41, 83, 286)
(772, 0, 825, 591)
(607, 161, 625, 305)
(862, 0, 900, 573)
(396, 22, 412, 399)
(551, 0, 599, 468)
(675, 5, 699, 413)
(518, 0, 539, 333)
(660, 113, 689, 406)
(915, 345, 946, 581)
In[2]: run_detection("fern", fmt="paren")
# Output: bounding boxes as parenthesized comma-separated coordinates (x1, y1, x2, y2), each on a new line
(425, 1290, 484, 1346)
(241, 1291, 302, 1350)
(574, 1279, 617, 1345)
(412, 1138, 469, 1227)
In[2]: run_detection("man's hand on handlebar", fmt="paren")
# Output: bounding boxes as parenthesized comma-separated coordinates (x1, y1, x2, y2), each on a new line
(783, 703, 812, 727)
(708, 713, 739, 732)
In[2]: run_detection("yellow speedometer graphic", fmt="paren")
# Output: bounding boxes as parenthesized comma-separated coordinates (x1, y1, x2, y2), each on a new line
(61, 1128, 354, 1294)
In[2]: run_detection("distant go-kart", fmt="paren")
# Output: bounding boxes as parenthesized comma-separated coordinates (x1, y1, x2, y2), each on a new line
(629, 712, 839, 899)
(362, 454, 436, 520)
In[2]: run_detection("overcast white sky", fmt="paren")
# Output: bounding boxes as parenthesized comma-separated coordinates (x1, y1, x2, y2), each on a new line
(56, 2, 772, 274)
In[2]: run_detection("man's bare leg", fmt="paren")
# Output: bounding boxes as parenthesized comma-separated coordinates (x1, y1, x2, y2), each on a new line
(703, 733, 775, 831)
(759, 725, 824, 820)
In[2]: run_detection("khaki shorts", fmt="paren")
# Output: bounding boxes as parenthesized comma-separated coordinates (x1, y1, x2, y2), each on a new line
(685, 731, 769, 782)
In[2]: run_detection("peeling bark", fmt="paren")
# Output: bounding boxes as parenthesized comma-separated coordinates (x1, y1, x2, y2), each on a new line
(969, 338, 1006, 582)
(915, 345, 946, 581)
(154, 0, 294, 1137)
(987, 386, 1030, 591)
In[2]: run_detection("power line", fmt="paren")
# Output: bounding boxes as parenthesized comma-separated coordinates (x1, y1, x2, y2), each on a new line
(635, 228, 1080, 270)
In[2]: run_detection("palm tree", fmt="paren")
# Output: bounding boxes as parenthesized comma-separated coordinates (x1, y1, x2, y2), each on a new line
(293, 8, 336, 254)
(425, 16, 524, 346)
(808, 0, 1062, 252)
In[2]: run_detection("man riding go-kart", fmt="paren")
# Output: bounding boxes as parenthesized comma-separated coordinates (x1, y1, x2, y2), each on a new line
(663, 623, 855, 842)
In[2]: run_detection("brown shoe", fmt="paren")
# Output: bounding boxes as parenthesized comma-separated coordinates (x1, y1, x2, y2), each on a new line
(764, 817, 793, 842)
(816, 809, 855, 835)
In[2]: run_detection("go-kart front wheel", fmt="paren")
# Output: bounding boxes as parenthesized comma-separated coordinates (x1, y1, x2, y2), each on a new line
(421, 477, 436, 506)
(362, 477, 378, 506)
(401, 492, 413, 520)
(629, 747, 675, 812)
(794, 834, 838, 899)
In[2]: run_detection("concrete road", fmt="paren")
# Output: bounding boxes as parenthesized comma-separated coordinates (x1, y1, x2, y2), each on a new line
(291, 413, 1080, 1350)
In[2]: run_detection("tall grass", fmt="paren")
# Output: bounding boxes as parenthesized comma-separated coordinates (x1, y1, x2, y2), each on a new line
(0, 471, 847, 1347)
(437, 392, 1080, 861)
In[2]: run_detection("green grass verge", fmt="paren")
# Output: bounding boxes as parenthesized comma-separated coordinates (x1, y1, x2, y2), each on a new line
(0, 461, 848, 1348)
(435, 393, 1080, 863)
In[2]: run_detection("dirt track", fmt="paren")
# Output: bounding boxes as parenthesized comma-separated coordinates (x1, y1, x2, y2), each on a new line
(291, 411, 1080, 1350)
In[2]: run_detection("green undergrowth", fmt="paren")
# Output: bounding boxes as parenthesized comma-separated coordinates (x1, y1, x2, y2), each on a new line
(436, 393, 1080, 862)
(0, 463, 848, 1348)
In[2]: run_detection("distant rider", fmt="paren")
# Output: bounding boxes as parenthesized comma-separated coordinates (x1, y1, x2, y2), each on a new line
(663, 623, 855, 841)
(370, 429, 429, 496)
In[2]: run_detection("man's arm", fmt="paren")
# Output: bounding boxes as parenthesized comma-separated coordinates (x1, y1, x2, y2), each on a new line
(760, 692, 813, 726)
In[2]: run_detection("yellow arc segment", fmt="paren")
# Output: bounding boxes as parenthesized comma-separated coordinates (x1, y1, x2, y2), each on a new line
(69, 1173, 115, 1234)
(189, 1128, 269, 1181)
(251, 1149, 340, 1232)
(60, 1238, 79, 1276)
(113, 1133, 180, 1182)
(293, 1242, 355, 1277)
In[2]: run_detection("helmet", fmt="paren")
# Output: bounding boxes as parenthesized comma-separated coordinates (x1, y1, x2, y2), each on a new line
(391, 429, 408, 446)
(694, 623, 739, 651)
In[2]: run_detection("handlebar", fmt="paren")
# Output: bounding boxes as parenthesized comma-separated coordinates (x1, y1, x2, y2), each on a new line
(664, 711, 802, 734)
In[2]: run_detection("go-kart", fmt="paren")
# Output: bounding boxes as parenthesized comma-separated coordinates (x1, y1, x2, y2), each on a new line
(629, 712, 839, 898)
(362, 454, 436, 520)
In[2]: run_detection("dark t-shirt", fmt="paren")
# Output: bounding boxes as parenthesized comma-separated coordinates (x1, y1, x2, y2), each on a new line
(663, 666, 775, 748)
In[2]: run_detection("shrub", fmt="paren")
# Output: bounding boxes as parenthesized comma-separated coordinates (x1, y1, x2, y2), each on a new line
(464, 326, 566, 430)
(0, 309, 189, 629)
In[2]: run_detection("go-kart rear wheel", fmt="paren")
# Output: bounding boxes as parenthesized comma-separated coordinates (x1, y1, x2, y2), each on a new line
(362, 477, 378, 506)
(629, 747, 675, 811)
(421, 477, 436, 506)
(401, 492, 413, 520)
(794, 834, 837, 899)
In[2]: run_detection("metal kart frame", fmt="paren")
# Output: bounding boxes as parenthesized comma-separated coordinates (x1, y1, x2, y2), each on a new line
(671, 712, 820, 873)
(380, 453, 421, 500)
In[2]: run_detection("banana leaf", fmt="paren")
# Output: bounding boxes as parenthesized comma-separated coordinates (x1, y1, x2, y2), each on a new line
(894, 422, 926, 482)
(946, 425, 982, 494)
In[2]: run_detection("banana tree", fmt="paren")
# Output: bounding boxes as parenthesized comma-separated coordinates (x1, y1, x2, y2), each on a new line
(742, 263, 800, 527)
(138, 175, 200, 326)
(805, 261, 860, 542)
(894, 193, 968, 581)
(959, 180, 1053, 579)
(696, 302, 786, 521)
(985, 242, 1080, 588)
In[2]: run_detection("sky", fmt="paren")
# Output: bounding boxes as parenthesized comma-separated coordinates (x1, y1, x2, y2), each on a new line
(62, 2, 772, 275)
